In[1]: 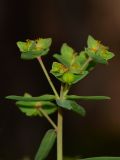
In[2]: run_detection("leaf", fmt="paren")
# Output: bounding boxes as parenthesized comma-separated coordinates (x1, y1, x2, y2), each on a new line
(87, 35, 98, 49)
(56, 99, 86, 116)
(70, 101, 86, 116)
(53, 43, 75, 67)
(77, 51, 88, 66)
(17, 40, 36, 52)
(61, 43, 74, 66)
(19, 107, 39, 116)
(63, 157, 120, 160)
(51, 62, 68, 76)
(16, 101, 57, 117)
(81, 157, 120, 160)
(35, 129, 56, 160)
(56, 99, 72, 110)
(66, 95, 110, 100)
(53, 54, 69, 67)
(86, 35, 115, 64)
(85, 48, 107, 64)
(36, 38, 52, 50)
(6, 94, 56, 101)
(99, 50, 114, 61)
(21, 49, 49, 60)
(71, 71, 88, 84)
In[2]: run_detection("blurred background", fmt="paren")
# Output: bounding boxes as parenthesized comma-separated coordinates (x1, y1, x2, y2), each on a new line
(0, 0, 120, 159)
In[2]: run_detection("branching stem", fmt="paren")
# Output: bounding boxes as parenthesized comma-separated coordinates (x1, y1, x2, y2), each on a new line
(38, 108, 57, 131)
(37, 57, 59, 99)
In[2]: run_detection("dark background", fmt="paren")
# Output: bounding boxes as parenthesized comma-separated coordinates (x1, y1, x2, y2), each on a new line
(0, 0, 120, 159)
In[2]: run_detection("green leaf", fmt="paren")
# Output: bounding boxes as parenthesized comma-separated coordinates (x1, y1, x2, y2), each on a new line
(64, 157, 120, 160)
(53, 54, 69, 67)
(86, 35, 115, 64)
(17, 38, 52, 60)
(85, 48, 107, 64)
(81, 157, 120, 160)
(36, 38, 52, 50)
(51, 62, 68, 76)
(19, 107, 39, 116)
(16, 101, 57, 117)
(51, 69, 88, 85)
(61, 43, 74, 66)
(71, 71, 88, 84)
(70, 101, 86, 116)
(21, 49, 49, 60)
(6, 94, 55, 101)
(99, 50, 114, 61)
(53, 43, 75, 67)
(56, 99, 72, 110)
(77, 51, 88, 66)
(17, 40, 36, 52)
(87, 35, 98, 49)
(56, 99, 86, 116)
(67, 95, 110, 100)
(35, 129, 56, 160)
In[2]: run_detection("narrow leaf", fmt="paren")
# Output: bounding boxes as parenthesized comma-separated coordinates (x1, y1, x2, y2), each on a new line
(67, 95, 110, 100)
(64, 157, 120, 160)
(16, 101, 57, 117)
(81, 157, 120, 160)
(6, 94, 55, 101)
(35, 129, 56, 160)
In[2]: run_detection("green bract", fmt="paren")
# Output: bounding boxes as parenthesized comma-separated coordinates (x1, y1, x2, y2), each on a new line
(51, 44, 90, 85)
(86, 35, 114, 64)
(17, 38, 52, 60)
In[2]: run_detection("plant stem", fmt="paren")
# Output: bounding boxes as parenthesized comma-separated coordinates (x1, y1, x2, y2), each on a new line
(57, 83, 70, 160)
(37, 57, 59, 99)
(80, 57, 92, 73)
(57, 107, 63, 160)
(38, 108, 58, 131)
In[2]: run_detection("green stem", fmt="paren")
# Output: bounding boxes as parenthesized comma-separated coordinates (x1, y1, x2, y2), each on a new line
(57, 107, 63, 160)
(80, 57, 92, 73)
(38, 108, 58, 131)
(57, 83, 70, 160)
(37, 57, 59, 99)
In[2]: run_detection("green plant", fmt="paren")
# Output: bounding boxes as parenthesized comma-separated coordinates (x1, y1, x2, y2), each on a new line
(6, 36, 117, 160)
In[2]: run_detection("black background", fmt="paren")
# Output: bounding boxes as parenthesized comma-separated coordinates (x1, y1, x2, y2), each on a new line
(0, 0, 120, 159)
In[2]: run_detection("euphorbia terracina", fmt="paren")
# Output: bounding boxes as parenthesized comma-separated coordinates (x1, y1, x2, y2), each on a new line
(6, 36, 115, 160)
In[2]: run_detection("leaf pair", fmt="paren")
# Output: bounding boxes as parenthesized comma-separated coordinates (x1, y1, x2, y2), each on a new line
(6, 94, 110, 117)
(6, 94, 57, 117)
(17, 38, 52, 60)
(56, 95, 110, 116)
(86, 36, 114, 64)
